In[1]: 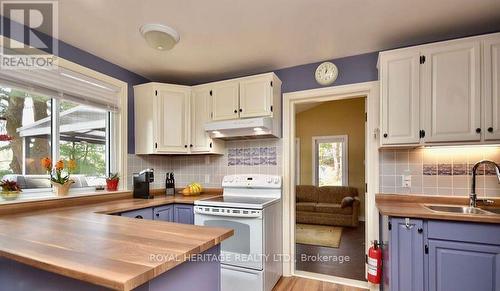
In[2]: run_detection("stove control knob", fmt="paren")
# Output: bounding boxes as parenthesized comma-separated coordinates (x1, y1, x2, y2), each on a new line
(266, 177, 273, 183)
(273, 178, 280, 184)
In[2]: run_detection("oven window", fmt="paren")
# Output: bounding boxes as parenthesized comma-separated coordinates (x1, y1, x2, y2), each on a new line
(205, 220, 250, 254)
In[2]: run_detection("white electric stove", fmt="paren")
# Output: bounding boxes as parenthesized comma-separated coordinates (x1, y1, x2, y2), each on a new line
(194, 174, 282, 291)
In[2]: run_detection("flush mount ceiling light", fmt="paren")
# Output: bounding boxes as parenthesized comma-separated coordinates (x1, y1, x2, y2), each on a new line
(140, 24, 180, 51)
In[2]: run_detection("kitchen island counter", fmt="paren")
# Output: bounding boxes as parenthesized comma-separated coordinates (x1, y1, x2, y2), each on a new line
(0, 192, 231, 291)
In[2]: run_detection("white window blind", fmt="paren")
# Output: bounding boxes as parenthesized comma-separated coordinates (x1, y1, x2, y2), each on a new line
(0, 66, 122, 112)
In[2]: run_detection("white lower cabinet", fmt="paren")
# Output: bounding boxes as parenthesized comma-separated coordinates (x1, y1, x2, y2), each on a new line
(379, 32, 500, 147)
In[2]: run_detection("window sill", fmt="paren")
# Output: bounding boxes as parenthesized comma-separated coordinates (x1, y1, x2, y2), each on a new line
(0, 188, 131, 205)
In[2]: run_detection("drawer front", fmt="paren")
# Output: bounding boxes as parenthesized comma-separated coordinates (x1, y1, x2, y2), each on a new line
(120, 208, 153, 220)
(427, 220, 500, 245)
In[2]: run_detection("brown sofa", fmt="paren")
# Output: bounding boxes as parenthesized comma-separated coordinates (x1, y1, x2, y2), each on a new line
(296, 185, 360, 227)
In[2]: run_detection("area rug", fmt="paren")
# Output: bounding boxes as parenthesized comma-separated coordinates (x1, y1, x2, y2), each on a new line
(296, 224, 343, 248)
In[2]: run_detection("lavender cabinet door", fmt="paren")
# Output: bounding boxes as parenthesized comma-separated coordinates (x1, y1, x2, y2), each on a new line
(174, 204, 194, 224)
(428, 239, 500, 291)
(120, 207, 153, 220)
(389, 217, 424, 291)
(154, 205, 174, 222)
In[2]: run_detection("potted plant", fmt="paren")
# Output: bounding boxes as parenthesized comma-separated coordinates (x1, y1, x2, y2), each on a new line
(0, 180, 22, 201)
(106, 173, 120, 191)
(41, 157, 77, 196)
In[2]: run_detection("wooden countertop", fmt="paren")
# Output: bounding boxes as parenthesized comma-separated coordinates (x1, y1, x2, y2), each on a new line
(0, 191, 231, 291)
(376, 194, 500, 224)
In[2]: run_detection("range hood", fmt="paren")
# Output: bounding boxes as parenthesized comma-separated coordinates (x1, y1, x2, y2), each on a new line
(205, 117, 279, 140)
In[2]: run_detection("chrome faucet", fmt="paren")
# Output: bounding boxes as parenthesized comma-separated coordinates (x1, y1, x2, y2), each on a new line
(470, 160, 500, 208)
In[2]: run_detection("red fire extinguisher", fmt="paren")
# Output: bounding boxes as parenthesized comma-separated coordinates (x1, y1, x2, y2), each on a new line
(367, 240, 382, 284)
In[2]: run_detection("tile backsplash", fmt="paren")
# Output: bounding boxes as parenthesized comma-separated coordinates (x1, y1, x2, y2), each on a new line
(127, 139, 282, 190)
(379, 146, 500, 197)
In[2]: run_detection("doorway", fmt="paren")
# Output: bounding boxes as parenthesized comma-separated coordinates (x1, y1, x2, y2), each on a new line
(282, 82, 380, 290)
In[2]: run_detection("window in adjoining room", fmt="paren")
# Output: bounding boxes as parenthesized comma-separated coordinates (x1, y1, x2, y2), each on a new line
(313, 135, 348, 187)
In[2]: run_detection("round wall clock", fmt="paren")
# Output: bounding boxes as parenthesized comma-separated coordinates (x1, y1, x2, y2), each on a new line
(315, 62, 338, 86)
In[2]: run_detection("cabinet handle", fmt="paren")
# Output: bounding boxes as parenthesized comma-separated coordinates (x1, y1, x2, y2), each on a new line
(190, 144, 193, 147)
(156, 213, 160, 217)
(476, 128, 481, 134)
(234, 109, 238, 113)
(239, 108, 243, 112)
(488, 127, 494, 133)
(417, 228, 423, 234)
(184, 145, 188, 148)
(135, 215, 143, 219)
(383, 133, 388, 138)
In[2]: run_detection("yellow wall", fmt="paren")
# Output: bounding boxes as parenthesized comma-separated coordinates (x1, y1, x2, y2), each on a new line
(295, 97, 366, 217)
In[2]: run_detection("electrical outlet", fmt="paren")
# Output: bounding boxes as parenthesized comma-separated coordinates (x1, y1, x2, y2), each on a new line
(205, 174, 210, 184)
(402, 170, 411, 188)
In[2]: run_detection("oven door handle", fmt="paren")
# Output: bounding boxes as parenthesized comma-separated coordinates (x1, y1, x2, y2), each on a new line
(194, 208, 262, 219)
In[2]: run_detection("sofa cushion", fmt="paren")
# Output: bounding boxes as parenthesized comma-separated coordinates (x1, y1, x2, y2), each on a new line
(315, 203, 353, 215)
(296, 185, 319, 203)
(317, 186, 358, 204)
(296, 202, 316, 212)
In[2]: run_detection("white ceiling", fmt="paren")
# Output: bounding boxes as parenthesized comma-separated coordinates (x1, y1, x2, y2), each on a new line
(58, 0, 500, 83)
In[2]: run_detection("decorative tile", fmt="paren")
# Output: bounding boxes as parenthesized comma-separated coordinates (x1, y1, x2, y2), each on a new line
(423, 164, 437, 176)
(437, 163, 452, 176)
(452, 163, 467, 175)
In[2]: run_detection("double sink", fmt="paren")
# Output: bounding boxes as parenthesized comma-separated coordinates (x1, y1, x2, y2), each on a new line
(424, 204, 500, 215)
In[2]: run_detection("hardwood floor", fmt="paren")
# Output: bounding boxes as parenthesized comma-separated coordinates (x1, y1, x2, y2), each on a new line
(295, 222, 366, 281)
(273, 276, 368, 291)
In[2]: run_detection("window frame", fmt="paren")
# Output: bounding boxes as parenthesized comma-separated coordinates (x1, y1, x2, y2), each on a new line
(0, 38, 128, 196)
(312, 135, 348, 187)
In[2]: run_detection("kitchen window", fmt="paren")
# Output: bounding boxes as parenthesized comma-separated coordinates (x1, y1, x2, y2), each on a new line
(0, 62, 125, 194)
(312, 135, 348, 187)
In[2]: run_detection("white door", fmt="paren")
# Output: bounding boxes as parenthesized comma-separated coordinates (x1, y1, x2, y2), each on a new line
(421, 39, 481, 143)
(191, 87, 213, 152)
(484, 35, 500, 140)
(239, 77, 272, 118)
(212, 82, 239, 121)
(380, 50, 421, 145)
(155, 86, 190, 153)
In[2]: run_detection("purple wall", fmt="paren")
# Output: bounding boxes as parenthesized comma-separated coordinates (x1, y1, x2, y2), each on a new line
(275, 52, 378, 93)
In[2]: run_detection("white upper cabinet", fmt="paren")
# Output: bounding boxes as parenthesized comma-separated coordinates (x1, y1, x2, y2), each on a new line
(421, 39, 481, 143)
(212, 82, 239, 121)
(239, 76, 273, 118)
(155, 85, 190, 153)
(133, 73, 281, 154)
(484, 35, 500, 141)
(190, 86, 224, 153)
(379, 51, 421, 145)
(379, 33, 499, 147)
(210, 73, 280, 121)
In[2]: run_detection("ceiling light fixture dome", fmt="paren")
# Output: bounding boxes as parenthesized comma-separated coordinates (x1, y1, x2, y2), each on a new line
(140, 23, 180, 51)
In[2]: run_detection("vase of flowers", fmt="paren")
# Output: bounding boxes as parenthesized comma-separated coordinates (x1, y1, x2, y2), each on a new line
(106, 173, 120, 191)
(41, 158, 77, 197)
(0, 180, 22, 201)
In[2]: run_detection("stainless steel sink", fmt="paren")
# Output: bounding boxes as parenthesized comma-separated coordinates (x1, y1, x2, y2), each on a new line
(480, 207, 500, 215)
(424, 204, 496, 215)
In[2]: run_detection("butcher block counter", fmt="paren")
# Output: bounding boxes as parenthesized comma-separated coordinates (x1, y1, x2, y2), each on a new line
(0, 191, 231, 291)
(376, 193, 500, 224)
